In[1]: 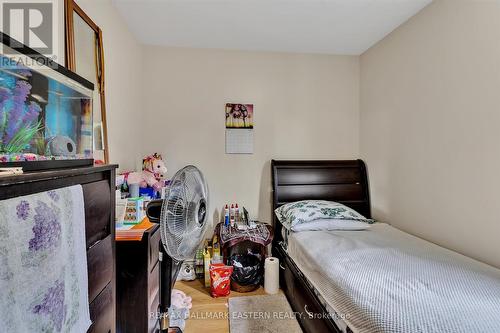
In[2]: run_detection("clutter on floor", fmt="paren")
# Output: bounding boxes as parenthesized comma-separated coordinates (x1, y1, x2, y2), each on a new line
(177, 260, 197, 281)
(196, 204, 274, 298)
(210, 263, 234, 297)
(174, 279, 269, 333)
(169, 289, 193, 331)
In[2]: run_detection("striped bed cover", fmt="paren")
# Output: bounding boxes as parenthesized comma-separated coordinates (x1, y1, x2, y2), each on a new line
(284, 223, 500, 333)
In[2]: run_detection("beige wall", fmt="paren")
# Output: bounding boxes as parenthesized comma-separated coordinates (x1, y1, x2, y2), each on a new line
(52, 0, 500, 268)
(360, 0, 500, 268)
(141, 46, 360, 225)
(57, 0, 143, 170)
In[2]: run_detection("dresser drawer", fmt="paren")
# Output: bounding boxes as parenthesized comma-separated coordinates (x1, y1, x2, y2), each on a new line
(117, 226, 160, 333)
(88, 282, 113, 333)
(149, 287, 159, 317)
(83, 180, 111, 248)
(87, 235, 113, 302)
(149, 228, 161, 272)
(149, 262, 160, 306)
(150, 317, 160, 333)
(149, 288, 160, 333)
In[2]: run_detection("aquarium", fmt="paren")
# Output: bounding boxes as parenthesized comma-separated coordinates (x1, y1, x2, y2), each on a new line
(0, 33, 94, 170)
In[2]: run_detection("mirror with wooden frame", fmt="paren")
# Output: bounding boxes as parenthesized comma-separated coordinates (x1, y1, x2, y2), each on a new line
(64, 0, 108, 163)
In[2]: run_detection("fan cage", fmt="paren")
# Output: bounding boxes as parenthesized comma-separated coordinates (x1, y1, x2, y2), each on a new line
(159, 165, 209, 262)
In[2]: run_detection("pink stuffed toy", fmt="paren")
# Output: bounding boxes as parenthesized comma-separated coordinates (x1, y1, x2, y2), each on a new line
(128, 153, 168, 191)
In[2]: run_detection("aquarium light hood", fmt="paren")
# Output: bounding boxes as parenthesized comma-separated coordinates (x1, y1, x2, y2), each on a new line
(0, 68, 28, 80)
(0, 32, 94, 95)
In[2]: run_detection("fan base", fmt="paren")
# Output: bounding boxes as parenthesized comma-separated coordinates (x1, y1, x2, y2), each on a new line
(159, 316, 182, 333)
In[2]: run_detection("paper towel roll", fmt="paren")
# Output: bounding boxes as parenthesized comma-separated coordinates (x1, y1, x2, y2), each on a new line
(264, 257, 280, 294)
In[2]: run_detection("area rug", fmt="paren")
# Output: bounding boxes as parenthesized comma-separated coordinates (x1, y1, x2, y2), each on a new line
(228, 294, 302, 333)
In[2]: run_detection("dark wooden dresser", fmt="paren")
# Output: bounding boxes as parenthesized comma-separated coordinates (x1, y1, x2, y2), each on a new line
(116, 225, 160, 333)
(0, 165, 117, 333)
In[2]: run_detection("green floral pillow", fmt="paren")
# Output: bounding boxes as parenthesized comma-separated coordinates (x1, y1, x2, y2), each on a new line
(275, 200, 374, 230)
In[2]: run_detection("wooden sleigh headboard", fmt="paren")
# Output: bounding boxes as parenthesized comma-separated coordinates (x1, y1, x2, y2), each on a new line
(271, 160, 371, 244)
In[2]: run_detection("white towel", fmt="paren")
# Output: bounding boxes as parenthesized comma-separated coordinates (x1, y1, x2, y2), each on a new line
(0, 185, 91, 332)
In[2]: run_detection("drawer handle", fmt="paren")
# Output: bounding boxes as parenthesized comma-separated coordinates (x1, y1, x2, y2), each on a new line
(279, 263, 286, 270)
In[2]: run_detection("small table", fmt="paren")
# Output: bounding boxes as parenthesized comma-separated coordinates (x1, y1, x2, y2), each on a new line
(215, 222, 274, 292)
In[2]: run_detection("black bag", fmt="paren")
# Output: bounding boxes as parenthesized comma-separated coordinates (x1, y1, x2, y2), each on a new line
(229, 253, 263, 286)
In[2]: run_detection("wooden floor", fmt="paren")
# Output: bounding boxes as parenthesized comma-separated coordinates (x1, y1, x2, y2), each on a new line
(174, 279, 268, 333)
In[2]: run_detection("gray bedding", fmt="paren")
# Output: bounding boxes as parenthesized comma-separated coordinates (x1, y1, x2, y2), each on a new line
(285, 223, 500, 333)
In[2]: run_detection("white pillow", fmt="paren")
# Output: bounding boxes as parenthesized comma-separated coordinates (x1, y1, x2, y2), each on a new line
(291, 218, 372, 232)
(275, 200, 374, 230)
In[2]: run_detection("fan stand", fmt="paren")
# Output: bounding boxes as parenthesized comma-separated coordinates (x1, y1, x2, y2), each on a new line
(145, 199, 179, 332)
(145, 165, 209, 333)
(158, 242, 184, 333)
(159, 245, 172, 332)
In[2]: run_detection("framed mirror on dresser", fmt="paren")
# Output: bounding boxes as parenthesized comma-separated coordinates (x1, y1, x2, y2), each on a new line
(64, 0, 109, 164)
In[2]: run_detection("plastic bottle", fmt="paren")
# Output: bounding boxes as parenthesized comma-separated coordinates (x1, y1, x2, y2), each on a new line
(195, 248, 204, 279)
(235, 204, 239, 223)
(204, 248, 211, 288)
(213, 235, 220, 258)
(230, 204, 235, 226)
(224, 204, 229, 226)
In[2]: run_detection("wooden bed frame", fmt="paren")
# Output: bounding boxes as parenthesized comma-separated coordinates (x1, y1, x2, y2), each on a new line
(271, 160, 371, 333)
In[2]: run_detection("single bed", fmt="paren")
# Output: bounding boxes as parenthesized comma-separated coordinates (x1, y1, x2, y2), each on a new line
(271, 160, 500, 333)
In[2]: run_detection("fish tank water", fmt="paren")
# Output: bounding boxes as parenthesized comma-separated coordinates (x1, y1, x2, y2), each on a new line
(1, 34, 94, 170)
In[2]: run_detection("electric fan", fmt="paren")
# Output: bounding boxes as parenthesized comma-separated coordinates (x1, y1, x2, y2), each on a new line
(146, 165, 209, 332)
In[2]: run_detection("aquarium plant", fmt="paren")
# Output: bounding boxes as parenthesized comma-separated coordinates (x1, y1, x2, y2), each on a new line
(0, 69, 43, 154)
